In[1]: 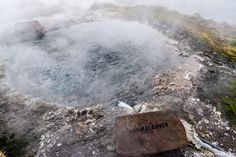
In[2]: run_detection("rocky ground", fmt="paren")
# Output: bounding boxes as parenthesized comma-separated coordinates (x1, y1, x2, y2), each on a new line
(0, 4, 236, 157)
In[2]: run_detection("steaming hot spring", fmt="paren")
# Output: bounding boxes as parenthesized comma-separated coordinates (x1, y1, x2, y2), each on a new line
(1, 20, 182, 106)
(1, 1, 236, 157)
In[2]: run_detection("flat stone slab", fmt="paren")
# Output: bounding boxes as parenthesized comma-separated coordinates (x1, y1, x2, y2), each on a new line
(115, 111, 188, 156)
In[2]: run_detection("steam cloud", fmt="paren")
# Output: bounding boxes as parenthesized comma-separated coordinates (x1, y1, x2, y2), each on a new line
(1, 19, 181, 106)
(0, 0, 236, 27)
(0, 0, 235, 106)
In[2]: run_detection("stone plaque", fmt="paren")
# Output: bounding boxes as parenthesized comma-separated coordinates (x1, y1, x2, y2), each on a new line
(115, 111, 188, 156)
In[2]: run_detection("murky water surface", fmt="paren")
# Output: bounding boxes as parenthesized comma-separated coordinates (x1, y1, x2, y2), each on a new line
(3, 20, 182, 105)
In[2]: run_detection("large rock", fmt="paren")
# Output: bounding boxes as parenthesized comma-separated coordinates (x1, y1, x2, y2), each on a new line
(115, 111, 188, 156)
(15, 20, 44, 41)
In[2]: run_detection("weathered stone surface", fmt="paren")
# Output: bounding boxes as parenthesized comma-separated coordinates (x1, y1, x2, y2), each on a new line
(116, 111, 188, 156)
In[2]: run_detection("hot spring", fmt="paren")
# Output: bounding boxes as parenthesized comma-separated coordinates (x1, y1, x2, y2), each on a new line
(1, 20, 182, 106)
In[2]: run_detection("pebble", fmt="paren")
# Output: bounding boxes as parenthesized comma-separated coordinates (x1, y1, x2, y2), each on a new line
(204, 119, 209, 124)
(209, 132, 213, 136)
(208, 62, 213, 66)
(48, 144, 53, 148)
(107, 145, 114, 151)
(41, 135, 45, 140)
(178, 52, 189, 57)
(226, 127, 230, 131)
(224, 133, 229, 136)
(86, 119, 94, 125)
(90, 122, 96, 127)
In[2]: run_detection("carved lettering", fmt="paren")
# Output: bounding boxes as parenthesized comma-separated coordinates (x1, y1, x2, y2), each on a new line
(129, 122, 168, 133)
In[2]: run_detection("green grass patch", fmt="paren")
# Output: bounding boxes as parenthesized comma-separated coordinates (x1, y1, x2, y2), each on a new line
(198, 32, 236, 61)
(220, 80, 236, 124)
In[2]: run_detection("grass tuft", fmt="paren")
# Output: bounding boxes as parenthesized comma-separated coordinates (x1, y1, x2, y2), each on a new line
(220, 80, 236, 123)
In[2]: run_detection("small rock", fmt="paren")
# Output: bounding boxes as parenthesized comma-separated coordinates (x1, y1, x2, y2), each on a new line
(204, 119, 209, 124)
(118, 101, 134, 113)
(224, 133, 229, 136)
(169, 82, 176, 86)
(212, 142, 218, 146)
(226, 127, 230, 131)
(139, 103, 158, 113)
(90, 122, 96, 127)
(133, 103, 143, 112)
(86, 119, 94, 125)
(178, 52, 189, 57)
(41, 135, 45, 140)
(48, 144, 53, 149)
(80, 110, 88, 116)
(184, 72, 193, 81)
(209, 132, 213, 136)
(107, 145, 115, 151)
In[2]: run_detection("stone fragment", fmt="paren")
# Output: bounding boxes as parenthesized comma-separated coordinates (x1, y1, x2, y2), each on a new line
(116, 111, 188, 156)
(118, 101, 134, 113)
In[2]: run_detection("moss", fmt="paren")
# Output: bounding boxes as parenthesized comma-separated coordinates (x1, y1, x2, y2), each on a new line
(223, 46, 236, 58)
(230, 40, 236, 47)
(0, 132, 28, 157)
(220, 80, 236, 124)
(221, 97, 236, 115)
(198, 31, 236, 61)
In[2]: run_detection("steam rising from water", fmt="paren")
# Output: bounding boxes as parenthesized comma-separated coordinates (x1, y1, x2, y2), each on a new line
(0, 0, 236, 27)
(116, 0, 236, 24)
(1, 20, 181, 105)
(0, 0, 235, 106)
